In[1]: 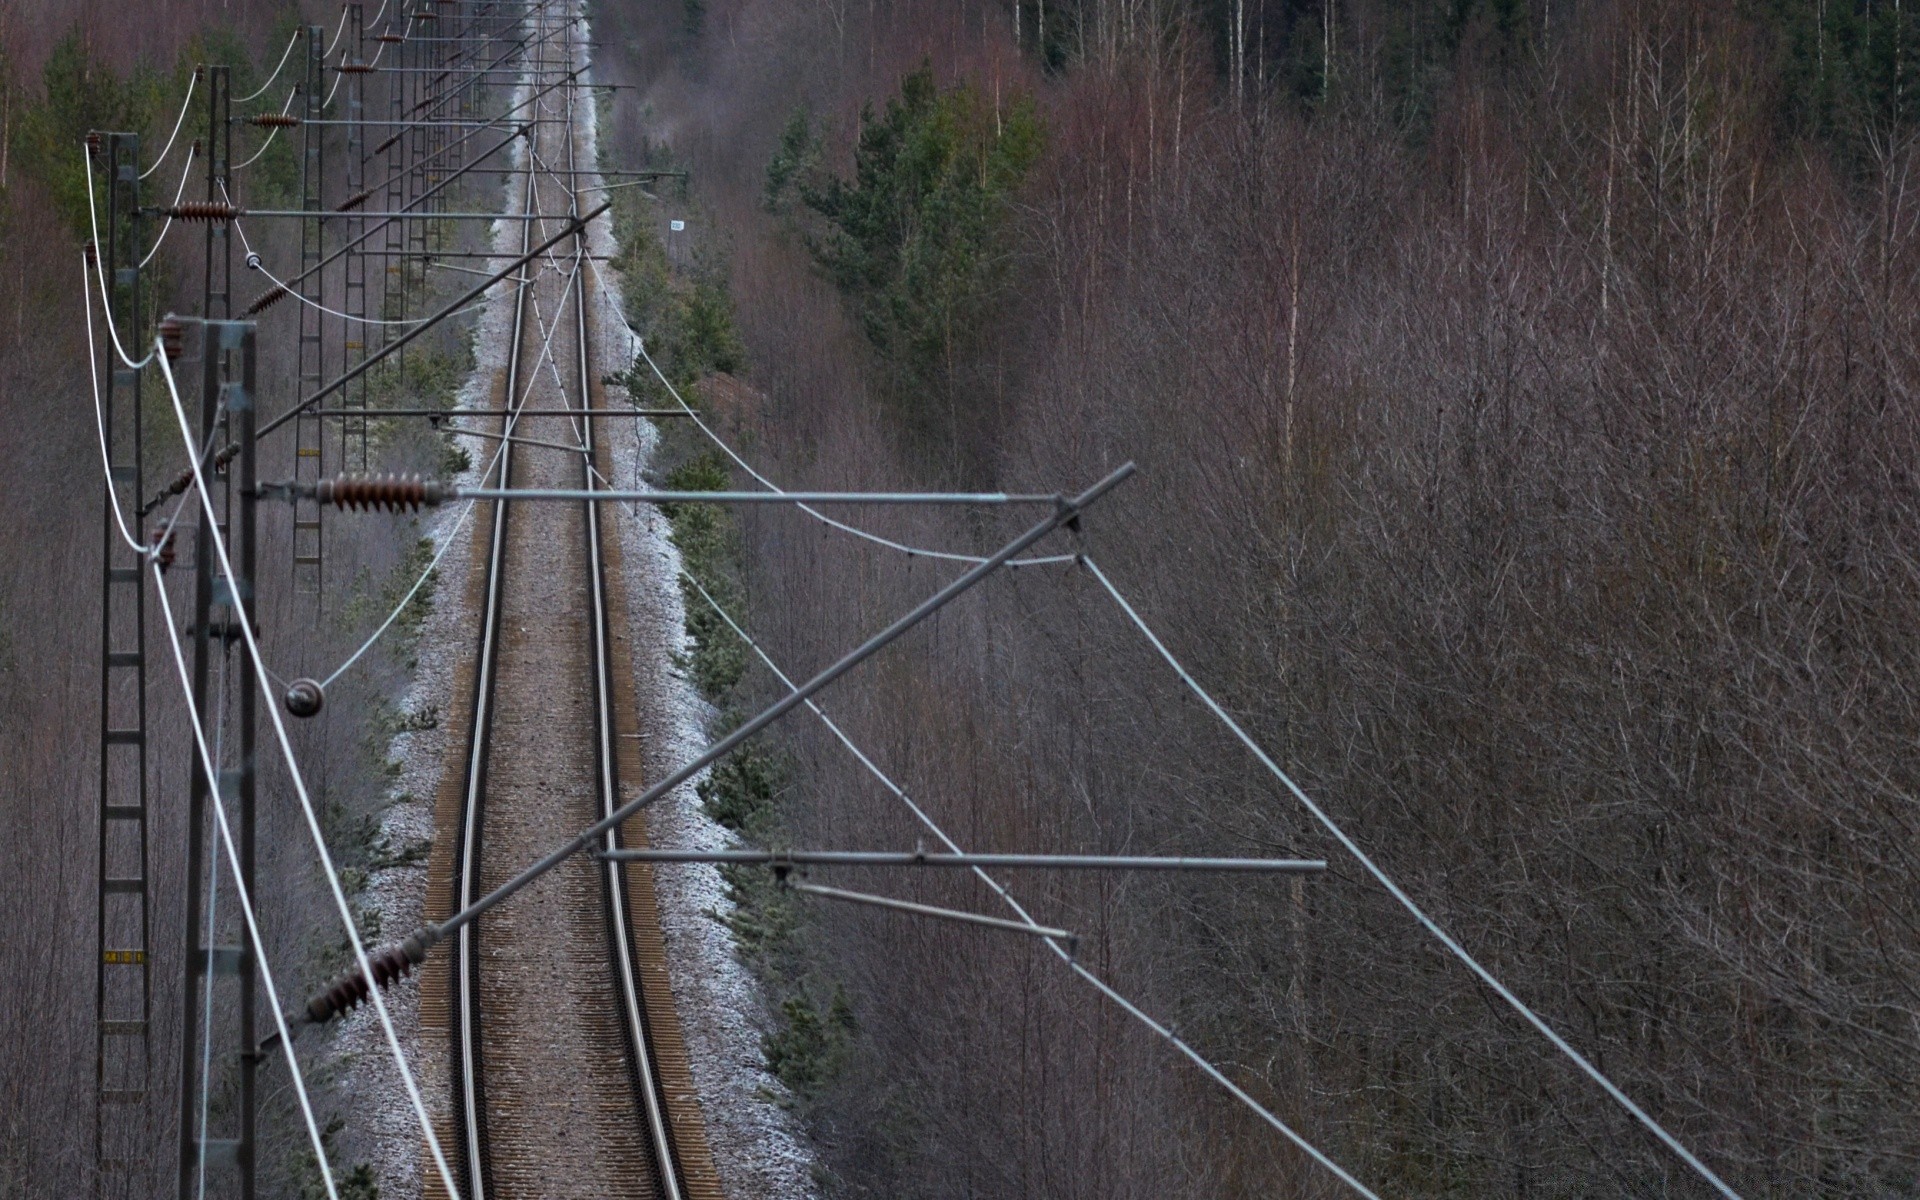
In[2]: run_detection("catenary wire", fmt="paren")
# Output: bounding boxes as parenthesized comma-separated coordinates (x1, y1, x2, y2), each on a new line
(148, 557, 342, 1200)
(230, 210, 492, 327)
(82, 148, 157, 371)
(237, 29, 301, 103)
(140, 68, 199, 179)
(154, 342, 465, 1200)
(231, 88, 299, 172)
(81, 254, 149, 555)
(1078, 555, 1747, 1200)
(592, 258, 1071, 570)
(674, 568, 1384, 1199)
(140, 143, 200, 270)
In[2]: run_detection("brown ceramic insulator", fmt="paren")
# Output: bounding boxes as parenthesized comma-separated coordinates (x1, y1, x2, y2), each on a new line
(373, 130, 404, 155)
(212, 442, 242, 471)
(305, 928, 435, 1022)
(84, 241, 98, 267)
(86, 131, 102, 155)
(150, 527, 177, 571)
(378, 32, 405, 42)
(157, 316, 186, 361)
(335, 189, 374, 212)
(244, 282, 290, 315)
(336, 60, 375, 73)
(315, 473, 451, 512)
(249, 113, 301, 128)
(167, 202, 242, 222)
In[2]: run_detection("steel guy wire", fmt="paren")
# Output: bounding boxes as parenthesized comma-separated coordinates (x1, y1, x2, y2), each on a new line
(674, 568, 1384, 1200)
(155, 343, 465, 1200)
(139, 143, 200, 270)
(231, 88, 300, 172)
(140, 68, 199, 179)
(1077, 555, 1747, 1200)
(82, 148, 158, 371)
(81, 254, 149, 555)
(147, 556, 342, 1200)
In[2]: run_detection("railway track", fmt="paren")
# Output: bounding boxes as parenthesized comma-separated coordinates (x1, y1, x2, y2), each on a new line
(420, 10, 720, 1197)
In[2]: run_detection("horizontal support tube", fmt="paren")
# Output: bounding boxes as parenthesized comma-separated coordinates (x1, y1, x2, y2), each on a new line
(455, 487, 1066, 505)
(306, 407, 690, 417)
(787, 882, 1076, 946)
(442, 428, 589, 455)
(600, 849, 1330, 872)
(289, 117, 562, 127)
(256, 201, 611, 439)
(235, 210, 577, 221)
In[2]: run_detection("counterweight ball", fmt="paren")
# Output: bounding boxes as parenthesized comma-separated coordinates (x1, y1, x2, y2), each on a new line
(285, 678, 325, 718)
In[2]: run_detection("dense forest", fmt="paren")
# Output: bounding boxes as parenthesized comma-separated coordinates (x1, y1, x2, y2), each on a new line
(2, 0, 1917, 1195)
(599, 0, 1920, 1196)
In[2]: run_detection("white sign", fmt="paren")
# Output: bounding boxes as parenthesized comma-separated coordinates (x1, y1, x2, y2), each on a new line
(669, 220, 686, 232)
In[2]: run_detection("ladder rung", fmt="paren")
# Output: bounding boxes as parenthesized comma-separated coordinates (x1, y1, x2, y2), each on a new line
(101, 1089, 146, 1104)
(112, 369, 138, 387)
(104, 729, 144, 746)
(293, 520, 323, 531)
(191, 1139, 240, 1168)
(99, 1020, 147, 1036)
(294, 555, 322, 566)
(105, 804, 144, 820)
(109, 568, 142, 584)
(102, 878, 145, 893)
(99, 1157, 150, 1170)
(199, 945, 247, 975)
(103, 949, 147, 965)
(107, 652, 142, 668)
(298, 448, 321, 457)
(109, 464, 135, 482)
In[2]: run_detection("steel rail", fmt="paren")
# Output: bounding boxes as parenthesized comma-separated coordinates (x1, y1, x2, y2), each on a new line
(447, 94, 537, 1200)
(448, 29, 684, 1200)
(565, 60, 685, 1190)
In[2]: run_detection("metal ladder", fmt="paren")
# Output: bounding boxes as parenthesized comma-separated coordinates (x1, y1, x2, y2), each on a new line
(94, 130, 153, 1200)
(292, 29, 328, 596)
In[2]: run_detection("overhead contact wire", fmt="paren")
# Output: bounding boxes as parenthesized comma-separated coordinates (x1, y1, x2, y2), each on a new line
(674, 570, 1382, 1199)
(1078, 555, 1746, 1200)
(594, 267, 1069, 569)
